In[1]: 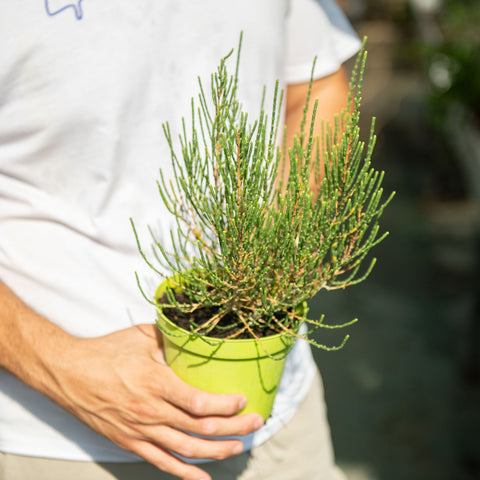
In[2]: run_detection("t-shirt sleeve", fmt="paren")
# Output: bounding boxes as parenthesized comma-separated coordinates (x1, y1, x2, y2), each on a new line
(284, 0, 361, 83)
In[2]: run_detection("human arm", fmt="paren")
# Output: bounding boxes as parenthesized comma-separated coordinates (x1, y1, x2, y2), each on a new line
(283, 66, 351, 191)
(0, 279, 263, 480)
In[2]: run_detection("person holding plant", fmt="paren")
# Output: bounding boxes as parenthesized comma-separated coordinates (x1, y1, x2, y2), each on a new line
(0, 1, 360, 479)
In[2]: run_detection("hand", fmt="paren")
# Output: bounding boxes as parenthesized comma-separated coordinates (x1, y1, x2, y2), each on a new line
(49, 324, 264, 480)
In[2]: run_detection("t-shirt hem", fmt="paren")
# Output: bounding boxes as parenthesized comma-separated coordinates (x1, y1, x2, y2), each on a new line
(0, 443, 142, 463)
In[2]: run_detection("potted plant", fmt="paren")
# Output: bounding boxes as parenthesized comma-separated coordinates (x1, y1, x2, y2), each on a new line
(132, 38, 394, 419)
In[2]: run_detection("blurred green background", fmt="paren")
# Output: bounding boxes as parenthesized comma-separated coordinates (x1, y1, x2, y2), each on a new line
(310, 1, 480, 479)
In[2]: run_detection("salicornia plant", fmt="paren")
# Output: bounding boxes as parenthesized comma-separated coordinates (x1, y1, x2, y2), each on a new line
(132, 37, 394, 350)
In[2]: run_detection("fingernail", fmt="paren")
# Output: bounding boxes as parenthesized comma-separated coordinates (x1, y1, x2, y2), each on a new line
(237, 396, 247, 411)
(233, 443, 243, 455)
(254, 416, 264, 430)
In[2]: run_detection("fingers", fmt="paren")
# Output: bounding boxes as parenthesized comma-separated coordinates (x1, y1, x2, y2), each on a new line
(179, 411, 264, 438)
(141, 425, 245, 461)
(131, 439, 213, 480)
(139, 399, 263, 438)
(158, 365, 251, 417)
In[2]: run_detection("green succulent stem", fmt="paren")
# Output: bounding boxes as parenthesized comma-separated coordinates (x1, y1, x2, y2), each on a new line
(132, 35, 394, 351)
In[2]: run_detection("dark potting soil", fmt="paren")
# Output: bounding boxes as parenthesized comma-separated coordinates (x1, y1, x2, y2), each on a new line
(159, 291, 281, 339)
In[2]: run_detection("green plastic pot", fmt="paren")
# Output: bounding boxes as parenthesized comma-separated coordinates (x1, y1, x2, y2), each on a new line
(154, 277, 300, 420)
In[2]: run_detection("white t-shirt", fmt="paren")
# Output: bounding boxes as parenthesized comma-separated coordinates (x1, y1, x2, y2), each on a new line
(0, 0, 359, 462)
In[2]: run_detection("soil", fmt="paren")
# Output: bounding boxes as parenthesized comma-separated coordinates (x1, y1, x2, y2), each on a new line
(159, 291, 282, 339)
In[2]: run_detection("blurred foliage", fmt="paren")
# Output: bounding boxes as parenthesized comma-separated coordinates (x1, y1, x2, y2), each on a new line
(425, 0, 480, 123)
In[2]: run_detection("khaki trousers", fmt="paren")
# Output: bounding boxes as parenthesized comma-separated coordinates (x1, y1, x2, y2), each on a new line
(0, 369, 345, 480)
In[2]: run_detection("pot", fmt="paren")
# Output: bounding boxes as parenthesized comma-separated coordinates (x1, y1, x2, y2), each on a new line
(154, 277, 300, 420)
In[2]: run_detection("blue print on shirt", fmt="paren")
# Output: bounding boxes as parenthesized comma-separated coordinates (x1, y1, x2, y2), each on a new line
(45, 0, 84, 20)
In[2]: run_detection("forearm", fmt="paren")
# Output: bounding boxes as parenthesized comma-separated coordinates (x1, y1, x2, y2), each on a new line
(0, 279, 76, 402)
(285, 66, 350, 148)
(284, 66, 350, 191)
(0, 278, 262, 479)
